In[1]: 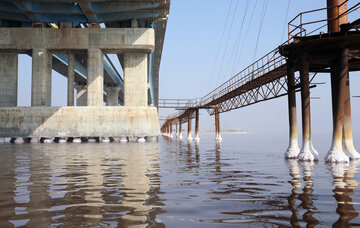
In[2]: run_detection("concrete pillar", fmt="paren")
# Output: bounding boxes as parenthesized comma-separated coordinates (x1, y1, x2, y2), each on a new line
(326, 48, 350, 163)
(179, 121, 183, 139)
(67, 53, 75, 106)
(297, 50, 317, 161)
(105, 86, 120, 106)
(195, 109, 200, 141)
(75, 84, 87, 106)
(187, 115, 192, 141)
(215, 108, 222, 141)
(123, 53, 148, 106)
(343, 72, 360, 159)
(87, 48, 103, 106)
(0, 53, 18, 107)
(31, 48, 52, 106)
(285, 59, 300, 159)
(169, 123, 173, 138)
(327, 0, 348, 33)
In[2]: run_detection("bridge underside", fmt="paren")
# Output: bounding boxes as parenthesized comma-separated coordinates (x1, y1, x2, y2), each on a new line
(0, 1, 170, 140)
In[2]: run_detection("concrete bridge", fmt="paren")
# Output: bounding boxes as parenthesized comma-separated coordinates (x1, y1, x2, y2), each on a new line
(161, 0, 360, 163)
(0, 0, 170, 143)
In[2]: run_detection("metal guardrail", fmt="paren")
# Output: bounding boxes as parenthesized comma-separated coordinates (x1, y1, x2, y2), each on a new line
(288, 0, 360, 43)
(156, 98, 200, 109)
(200, 47, 286, 107)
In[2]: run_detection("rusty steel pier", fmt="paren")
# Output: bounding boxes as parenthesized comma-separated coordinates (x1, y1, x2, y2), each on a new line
(160, 0, 360, 163)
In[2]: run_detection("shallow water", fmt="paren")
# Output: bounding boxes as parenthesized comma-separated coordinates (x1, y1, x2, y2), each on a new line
(0, 133, 359, 227)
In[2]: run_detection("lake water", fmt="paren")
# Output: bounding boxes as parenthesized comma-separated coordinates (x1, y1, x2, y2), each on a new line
(0, 133, 360, 227)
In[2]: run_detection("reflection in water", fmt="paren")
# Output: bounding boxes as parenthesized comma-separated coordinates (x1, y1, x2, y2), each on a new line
(287, 160, 301, 227)
(0, 143, 164, 227)
(298, 161, 319, 228)
(329, 162, 359, 227)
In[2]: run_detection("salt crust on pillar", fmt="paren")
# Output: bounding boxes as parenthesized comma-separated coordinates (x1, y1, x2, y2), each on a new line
(297, 141, 319, 161)
(325, 142, 350, 163)
(285, 138, 300, 159)
(343, 141, 360, 160)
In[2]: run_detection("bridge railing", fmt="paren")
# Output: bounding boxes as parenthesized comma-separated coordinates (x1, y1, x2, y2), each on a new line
(156, 98, 200, 109)
(200, 47, 286, 107)
(288, 0, 360, 43)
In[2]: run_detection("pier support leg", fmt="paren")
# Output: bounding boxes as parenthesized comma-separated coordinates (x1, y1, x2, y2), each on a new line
(87, 48, 103, 106)
(343, 73, 360, 159)
(215, 108, 222, 142)
(175, 124, 178, 137)
(67, 53, 75, 106)
(187, 115, 193, 141)
(297, 50, 318, 161)
(326, 48, 350, 163)
(31, 48, 52, 106)
(75, 84, 87, 106)
(169, 123, 173, 138)
(0, 53, 18, 107)
(195, 109, 200, 142)
(285, 59, 300, 159)
(105, 86, 120, 106)
(123, 53, 148, 106)
(179, 121, 183, 139)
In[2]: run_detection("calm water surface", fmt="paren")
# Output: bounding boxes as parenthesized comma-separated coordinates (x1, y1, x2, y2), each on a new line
(0, 133, 360, 227)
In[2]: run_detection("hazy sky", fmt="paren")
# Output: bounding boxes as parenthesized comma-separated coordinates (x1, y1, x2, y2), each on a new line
(158, 0, 360, 144)
(16, 0, 360, 146)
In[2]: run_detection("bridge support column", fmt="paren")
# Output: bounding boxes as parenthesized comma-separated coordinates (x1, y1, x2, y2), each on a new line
(298, 50, 318, 161)
(179, 121, 183, 139)
(105, 86, 120, 106)
(67, 53, 75, 106)
(31, 48, 52, 106)
(87, 48, 104, 106)
(169, 123, 173, 138)
(195, 109, 200, 142)
(215, 108, 222, 142)
(285, 59, 299, 159)
(175, 123, 178, 137)
(187, 115, 192, 141)
(343, 73, 360, 159)
(327, 0, 348, 33)
(123, 53, 148, 106)
(326, 48, 350, 163)
(0, 53, 18, 107)
(75, 84, 87, 106)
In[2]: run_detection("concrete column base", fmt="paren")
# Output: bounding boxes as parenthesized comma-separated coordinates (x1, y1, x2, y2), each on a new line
(13, 137, 24, 144)
(41, 138, 52, 143)
(58, 138, 67, 143)
(101, 137, 111, 143)
(72, 137, 82, 143)
(137, 137, 146, 143)
(30, 137, 40, 143)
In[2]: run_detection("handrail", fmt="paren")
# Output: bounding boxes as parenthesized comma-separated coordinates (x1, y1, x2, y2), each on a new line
(288, 0, 360, 43)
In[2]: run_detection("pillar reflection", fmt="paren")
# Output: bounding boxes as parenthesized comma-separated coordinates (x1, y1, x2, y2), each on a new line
(286, 160, 301, 227)
(298, 161, 319, 228)
(329, 162, 359, 227)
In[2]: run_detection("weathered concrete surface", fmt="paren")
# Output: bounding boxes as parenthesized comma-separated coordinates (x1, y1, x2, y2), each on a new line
(67, 53, 75, 106)
(0, 53, 18, 107)
(32, 48, 52, 106)
(0, 28, 154, 53)
(123, 53, 148, 106)
(105, 86, 120, 106)
(0, 107, 160, 137)
(87, 48, 103, 106)
(75, 84, 87, 106)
